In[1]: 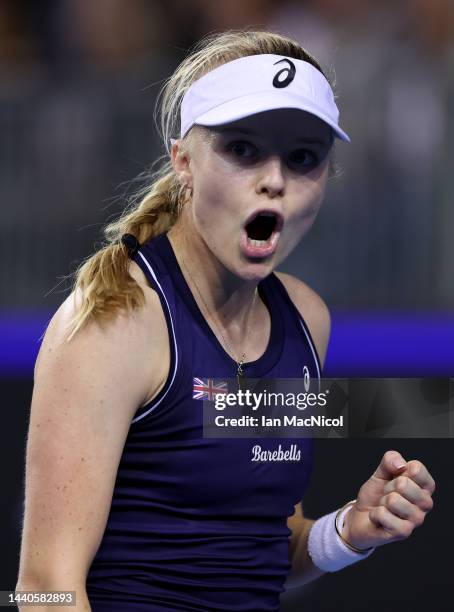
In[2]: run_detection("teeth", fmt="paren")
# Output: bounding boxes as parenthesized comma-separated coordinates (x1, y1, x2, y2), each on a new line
(247, 237, 269, 247)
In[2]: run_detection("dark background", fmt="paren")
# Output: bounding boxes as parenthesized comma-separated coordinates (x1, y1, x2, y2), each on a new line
(1, 1, 453, 610)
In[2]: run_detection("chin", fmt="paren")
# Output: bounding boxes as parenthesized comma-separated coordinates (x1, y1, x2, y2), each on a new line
(237, 258, 276, 282)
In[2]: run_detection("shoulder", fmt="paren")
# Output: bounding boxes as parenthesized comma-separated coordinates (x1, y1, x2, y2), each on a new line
(35, 263, 169, 412)
(44, 261, 165, 362)
(274, 271, 331, 368)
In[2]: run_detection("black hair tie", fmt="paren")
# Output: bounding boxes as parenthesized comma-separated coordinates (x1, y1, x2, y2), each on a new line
(121, 233, 140, 258)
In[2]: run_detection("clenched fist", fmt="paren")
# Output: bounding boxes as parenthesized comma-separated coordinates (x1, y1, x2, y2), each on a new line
(342, 450, 435, 551)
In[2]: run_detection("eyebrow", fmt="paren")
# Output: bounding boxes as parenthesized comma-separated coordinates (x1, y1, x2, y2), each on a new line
(215, 127, 327, 146)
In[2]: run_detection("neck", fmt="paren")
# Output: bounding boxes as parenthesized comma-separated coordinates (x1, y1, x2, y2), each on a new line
(167, 221, 259, 337)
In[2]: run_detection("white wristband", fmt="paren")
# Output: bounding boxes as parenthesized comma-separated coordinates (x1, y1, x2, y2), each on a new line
(307, 504, 375, 572)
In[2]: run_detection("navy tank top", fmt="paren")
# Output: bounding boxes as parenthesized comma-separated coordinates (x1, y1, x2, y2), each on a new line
(86, 231, 321, 611)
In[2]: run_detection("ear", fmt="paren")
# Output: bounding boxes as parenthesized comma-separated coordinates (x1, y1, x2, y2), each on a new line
(171, 139, 193, 189)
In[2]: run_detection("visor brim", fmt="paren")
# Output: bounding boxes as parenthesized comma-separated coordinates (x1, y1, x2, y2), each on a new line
(188, 91, 350, 143)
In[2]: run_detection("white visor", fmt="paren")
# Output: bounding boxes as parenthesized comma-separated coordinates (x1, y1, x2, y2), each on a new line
(176, 54, 350, 144)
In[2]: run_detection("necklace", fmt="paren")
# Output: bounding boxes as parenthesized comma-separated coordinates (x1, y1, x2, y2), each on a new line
(178, 256, 258, 390)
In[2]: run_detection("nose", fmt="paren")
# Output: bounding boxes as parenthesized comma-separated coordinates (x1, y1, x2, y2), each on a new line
(255, 155, 285, 198)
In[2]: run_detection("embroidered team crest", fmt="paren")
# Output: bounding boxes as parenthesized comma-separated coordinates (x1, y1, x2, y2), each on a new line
(193, 377, 228, 401)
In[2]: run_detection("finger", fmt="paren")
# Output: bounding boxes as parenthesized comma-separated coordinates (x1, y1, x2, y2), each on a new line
(378, 492, 426, 526)
(403, 460, 436, 495)
(369, 505, 414, 541)
(372, 450, 407, 481)
(383, 476, 434, 512)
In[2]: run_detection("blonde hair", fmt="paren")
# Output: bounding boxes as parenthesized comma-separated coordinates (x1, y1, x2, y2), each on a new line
(66, 30, 332, 340)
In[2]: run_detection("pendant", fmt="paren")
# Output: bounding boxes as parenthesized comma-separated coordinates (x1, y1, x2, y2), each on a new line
(237, 356, 245, 392)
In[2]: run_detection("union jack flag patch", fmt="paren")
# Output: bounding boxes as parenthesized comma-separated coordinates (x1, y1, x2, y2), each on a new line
(193, 377, 228, 401)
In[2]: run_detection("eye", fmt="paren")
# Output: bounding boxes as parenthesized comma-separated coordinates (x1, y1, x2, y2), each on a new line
(288, 148, 318, 169)
(226, 140, 259, 159)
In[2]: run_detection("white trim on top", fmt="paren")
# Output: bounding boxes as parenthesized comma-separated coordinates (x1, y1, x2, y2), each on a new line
(298, 317, 321, 387)
(130, 251, 179, 424)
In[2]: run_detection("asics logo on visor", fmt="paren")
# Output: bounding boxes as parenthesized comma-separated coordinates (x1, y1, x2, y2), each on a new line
(272, 58, 296, 89)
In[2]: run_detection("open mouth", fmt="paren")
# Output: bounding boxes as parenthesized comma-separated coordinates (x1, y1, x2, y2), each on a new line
(245, 212, 279, 245)
(241, 209, 283, 258)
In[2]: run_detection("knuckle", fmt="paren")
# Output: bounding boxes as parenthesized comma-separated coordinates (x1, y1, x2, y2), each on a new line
(408, 460, 422, 476)
(387, 491, 401, 509)
(394, 476, 408, 494)
(377, 505, 387, 519)
(372, 506, 385, 524)
(414, 511, 425, 527)
(422, 494, 434, 512)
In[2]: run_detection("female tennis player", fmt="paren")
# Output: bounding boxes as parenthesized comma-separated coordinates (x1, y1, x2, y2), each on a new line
(16, 31, 435, 611)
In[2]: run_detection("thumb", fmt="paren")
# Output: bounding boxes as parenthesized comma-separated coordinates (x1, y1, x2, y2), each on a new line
(372, 450, 407, 481)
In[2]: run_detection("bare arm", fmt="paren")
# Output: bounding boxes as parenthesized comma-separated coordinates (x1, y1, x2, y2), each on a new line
(16, 284, 169, 610)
